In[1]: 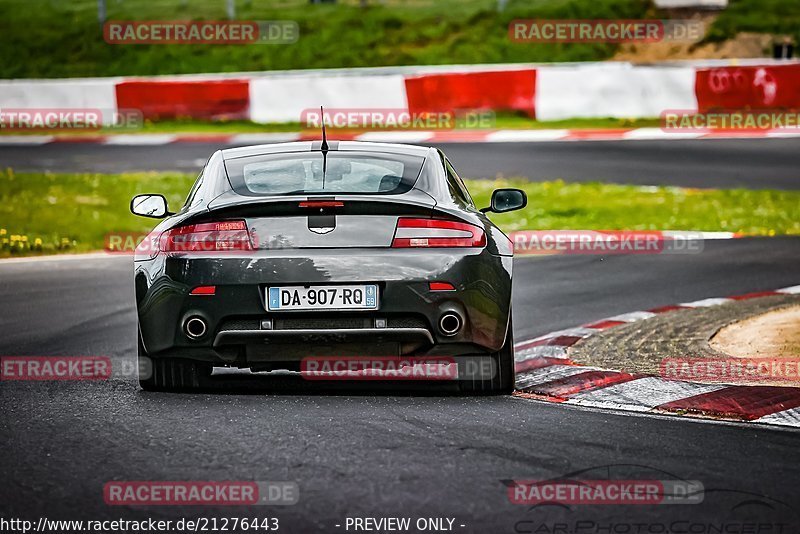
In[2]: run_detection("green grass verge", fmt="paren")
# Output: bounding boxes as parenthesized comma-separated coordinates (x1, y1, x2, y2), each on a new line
(468, 178, 800, 236)
(119, 115, 661, 133)
(0, 116, 663, 135)
(1, 0, 794, 79)
(704, 0, 800, 45)
(2, 170, 798, 257)
(0, 0, 644, 78)
(0, 170, 195, 255)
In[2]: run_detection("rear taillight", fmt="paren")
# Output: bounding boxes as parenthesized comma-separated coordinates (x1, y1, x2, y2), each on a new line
(392, 218, 486, 248)
(160, 220, 253, 252)
(429, 282, 456, 291)
(190, 285, 216, 295)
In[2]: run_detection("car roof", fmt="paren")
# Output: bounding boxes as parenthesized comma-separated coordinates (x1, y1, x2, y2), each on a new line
(221, 140, 434, 161)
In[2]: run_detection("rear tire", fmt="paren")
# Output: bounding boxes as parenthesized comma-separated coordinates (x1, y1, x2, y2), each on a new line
(138, 334, 212, 391)
(459, 315, 515, 395)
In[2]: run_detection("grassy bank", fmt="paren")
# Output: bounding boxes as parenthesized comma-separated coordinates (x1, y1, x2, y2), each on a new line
(0, 170, 195, 255)
(470, 178, 800, 236)
(0, 0, 642, 78)
(705, 0, 800, 45)
(2, 170, 798, 257)
(1, 0, 795, 79)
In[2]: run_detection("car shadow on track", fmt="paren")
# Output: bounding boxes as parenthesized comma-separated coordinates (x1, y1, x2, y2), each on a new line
(138, 369, 478, 396)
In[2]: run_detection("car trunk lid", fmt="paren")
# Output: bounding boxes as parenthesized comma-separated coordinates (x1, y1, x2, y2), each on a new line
(206, 191, 436, 249)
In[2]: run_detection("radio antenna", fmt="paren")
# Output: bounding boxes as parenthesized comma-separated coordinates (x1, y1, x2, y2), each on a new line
(320, 106, 329, 153)
(320, 106, 328, 189)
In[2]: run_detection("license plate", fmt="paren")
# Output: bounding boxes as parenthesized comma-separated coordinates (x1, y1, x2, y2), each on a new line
(267, 285, 379, 311)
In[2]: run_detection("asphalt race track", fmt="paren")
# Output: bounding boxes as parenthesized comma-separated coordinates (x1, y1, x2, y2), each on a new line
(2, 137, 800, 189)
(1, 138, 799, 531)
(2, 238, 800, 531)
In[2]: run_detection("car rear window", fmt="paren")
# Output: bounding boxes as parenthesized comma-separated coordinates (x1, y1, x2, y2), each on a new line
(224, 151, 425, 196)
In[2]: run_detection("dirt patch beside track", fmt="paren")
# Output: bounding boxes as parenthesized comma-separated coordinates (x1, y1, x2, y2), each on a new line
(568, 294, 800, 386)
(711, 305, 800, 358)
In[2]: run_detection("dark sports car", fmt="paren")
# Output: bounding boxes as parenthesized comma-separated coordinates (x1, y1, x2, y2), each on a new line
(131, 140, 526, 393)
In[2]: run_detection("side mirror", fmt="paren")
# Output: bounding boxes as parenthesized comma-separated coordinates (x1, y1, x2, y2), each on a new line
(130, 194, 170, 218)
(481, 188, 527, 214)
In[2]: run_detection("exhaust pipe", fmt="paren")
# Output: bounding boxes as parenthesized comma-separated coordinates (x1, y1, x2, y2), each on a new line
(438, 312, 463, 336)
(184, 317, 208, 339)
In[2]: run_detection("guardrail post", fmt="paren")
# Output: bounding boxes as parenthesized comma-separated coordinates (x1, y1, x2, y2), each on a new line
(97, 0, 106, 25)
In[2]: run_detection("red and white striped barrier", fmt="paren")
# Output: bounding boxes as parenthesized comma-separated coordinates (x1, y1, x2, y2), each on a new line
(1, 61, 799, 125)
(116, 79, 250, 120)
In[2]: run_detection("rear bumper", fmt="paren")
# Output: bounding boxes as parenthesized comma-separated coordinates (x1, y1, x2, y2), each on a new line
(135, 248, 512, 364)
(215, 327, 434, 347)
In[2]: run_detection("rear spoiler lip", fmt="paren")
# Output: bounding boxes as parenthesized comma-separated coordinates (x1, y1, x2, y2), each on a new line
(197, 190, 483, 229)
(206, 189, 438, 212)
(177, 188, 489, 229)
